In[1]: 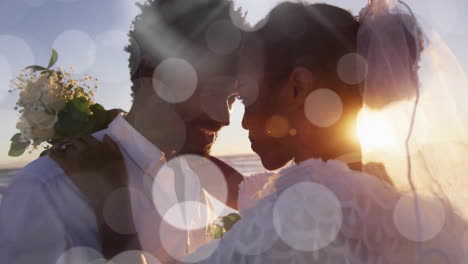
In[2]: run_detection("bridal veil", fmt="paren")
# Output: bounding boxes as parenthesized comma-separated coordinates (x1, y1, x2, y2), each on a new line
(358, 0, 468, 259)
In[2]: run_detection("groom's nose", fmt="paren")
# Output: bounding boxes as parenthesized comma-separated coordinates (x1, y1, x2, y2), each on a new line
(242, 108, 253, 130)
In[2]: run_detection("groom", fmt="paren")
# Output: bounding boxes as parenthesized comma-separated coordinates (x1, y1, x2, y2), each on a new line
(0, 0, 244, 263)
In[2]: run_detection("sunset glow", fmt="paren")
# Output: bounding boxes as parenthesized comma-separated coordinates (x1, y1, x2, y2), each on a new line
(357, 108, 396, 151)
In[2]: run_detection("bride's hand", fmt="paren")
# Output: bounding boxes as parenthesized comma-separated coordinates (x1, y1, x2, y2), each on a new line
(48, 134, 127, 212)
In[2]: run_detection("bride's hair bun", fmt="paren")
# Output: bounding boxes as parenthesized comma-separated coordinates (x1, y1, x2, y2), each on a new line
(357, 6, 425, 108)
(248, 2, 425, 109)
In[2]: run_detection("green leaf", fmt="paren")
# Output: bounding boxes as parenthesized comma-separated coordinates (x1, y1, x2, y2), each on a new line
(66, 103, 111, 135)
(40, 69, 54, 78)
(211, 224, 224, 239)
(88, 104, 110, 131)
(8, 140, 29, 157)
(25, 65, 47, 71)
(67, 97, 91, 122)
(55, 97, 91, 137)
(221, 213, 241, 231)
(47, 49, 58, 69)
(225, 213, 241, 222)
(10, 133, 22, 142)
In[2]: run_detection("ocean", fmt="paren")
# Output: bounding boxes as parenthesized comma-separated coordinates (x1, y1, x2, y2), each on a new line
(0, 154, 267, 200)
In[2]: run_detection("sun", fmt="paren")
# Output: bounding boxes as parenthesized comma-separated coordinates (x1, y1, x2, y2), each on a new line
(356, 108, 396, 151)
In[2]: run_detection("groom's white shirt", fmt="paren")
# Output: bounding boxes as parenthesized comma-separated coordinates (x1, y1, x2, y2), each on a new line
(0, 115, 216, 263)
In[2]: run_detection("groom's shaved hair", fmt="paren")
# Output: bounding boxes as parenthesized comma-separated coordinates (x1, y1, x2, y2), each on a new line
(125, 0, 239, 98)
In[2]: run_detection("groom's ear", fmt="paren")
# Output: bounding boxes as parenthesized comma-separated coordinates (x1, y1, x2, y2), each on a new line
(289, 67, 316, 101)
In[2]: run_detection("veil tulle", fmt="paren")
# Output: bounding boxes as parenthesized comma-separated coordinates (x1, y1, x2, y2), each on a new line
(358, 0, 468, 253)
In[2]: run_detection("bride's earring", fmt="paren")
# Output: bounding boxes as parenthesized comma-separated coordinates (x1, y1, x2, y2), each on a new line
(289, 128, 297, 136)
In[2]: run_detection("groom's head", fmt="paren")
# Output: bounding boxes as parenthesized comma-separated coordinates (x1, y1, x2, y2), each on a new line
(125, 0, 242, 157)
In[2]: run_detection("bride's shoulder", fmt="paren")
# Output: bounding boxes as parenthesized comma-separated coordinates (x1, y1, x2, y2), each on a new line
(204, 159, 468, 263)
(238, 171, 278, 213)
(204, 159, 400, 263)
(238, 159, 399, 215)
(276, 159, 399, 205)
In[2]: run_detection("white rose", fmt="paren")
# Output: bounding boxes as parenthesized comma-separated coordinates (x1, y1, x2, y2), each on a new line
(19, 82, 42, 106)
(16, 117, 32, 140)
(18, 77, 48, 107)
(22, 109, 57, 142)
(41, 90, 66, 112)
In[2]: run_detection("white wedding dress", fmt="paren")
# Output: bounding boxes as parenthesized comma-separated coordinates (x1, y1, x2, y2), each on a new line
(191, 158, 467, 264)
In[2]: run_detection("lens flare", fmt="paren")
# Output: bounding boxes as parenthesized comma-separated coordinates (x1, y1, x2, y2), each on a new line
(356, 108, 396, 151)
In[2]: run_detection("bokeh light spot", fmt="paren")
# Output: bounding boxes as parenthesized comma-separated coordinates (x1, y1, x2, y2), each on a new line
(304, 88, 343, 127)
(273, 182, 342, 251)
(52, 30, 96, 73)
(131, 88, 187, 153)
(152, 155, 228, 229)
(88, 259, 107, 264)
(153, 58, 198, 103)
(238, 74, 259, 106)
(92, 30, 129, 84)
(163, 201, 210, 231)
(337, 53, 368, 85)
(265, 115, 289, 138)
(103, 187, 144, 235)
(289, 128, 297, 136)
(0, 35, 35, 76)
(0, 56, 12, 102)
(393, 193, 446, 242)
(159, 218, 220, 262)
(205, 20, 241, 55)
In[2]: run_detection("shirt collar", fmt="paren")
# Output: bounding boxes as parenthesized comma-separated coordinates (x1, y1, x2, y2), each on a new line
(107, 115, 166, 175)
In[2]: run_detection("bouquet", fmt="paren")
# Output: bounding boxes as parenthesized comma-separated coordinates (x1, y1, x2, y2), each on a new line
(8, 50, 112, 157)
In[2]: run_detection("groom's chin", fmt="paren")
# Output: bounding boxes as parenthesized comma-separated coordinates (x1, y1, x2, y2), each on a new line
(178, 142, 213, 157)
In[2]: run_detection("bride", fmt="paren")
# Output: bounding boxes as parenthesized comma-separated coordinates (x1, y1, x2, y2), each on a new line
(51, 0, 468, 263)
(188, 2, 467, 263)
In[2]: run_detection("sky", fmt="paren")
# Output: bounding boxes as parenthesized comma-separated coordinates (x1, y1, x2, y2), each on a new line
(0, 0, 467, 168)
